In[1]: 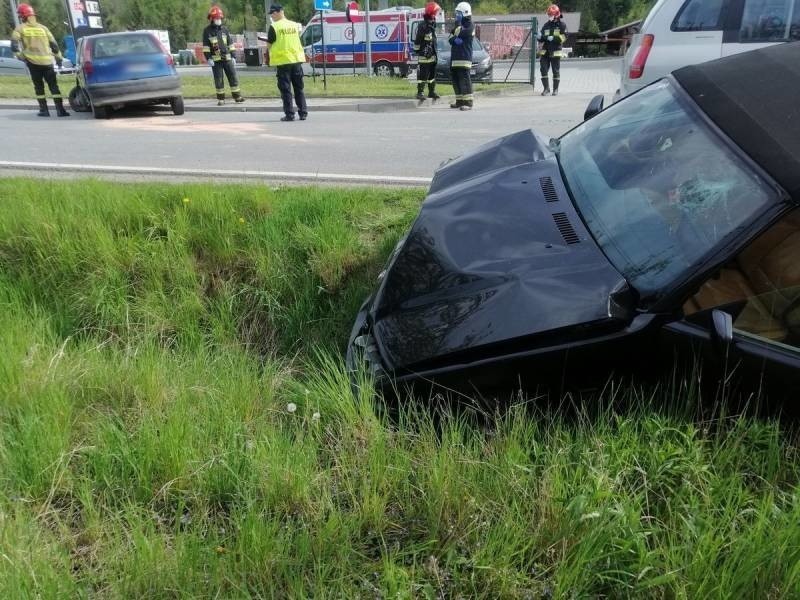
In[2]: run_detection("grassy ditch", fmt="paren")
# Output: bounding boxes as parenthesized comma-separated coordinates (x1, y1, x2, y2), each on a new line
(0, 73, 505, 100)
(1, 178, 799, 597)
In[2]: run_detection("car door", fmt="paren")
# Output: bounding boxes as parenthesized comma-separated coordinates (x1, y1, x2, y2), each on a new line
(663, 207, 800, 402)
(0, 44, 27, 74)
(721, 0, 800, 55)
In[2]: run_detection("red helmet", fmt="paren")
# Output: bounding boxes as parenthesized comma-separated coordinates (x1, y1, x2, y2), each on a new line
(17, 3, 36, 19)
(546, 4, 561, 17)
(208, 6, 224, 20)
(424, 2, 441, 18)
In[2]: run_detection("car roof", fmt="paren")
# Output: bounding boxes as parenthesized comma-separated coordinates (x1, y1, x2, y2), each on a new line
(83, 31, 158, 42)
(673, 41, 800, 201)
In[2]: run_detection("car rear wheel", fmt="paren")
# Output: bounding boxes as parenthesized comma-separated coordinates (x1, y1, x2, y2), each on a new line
(373, 61, 394, 77)
(68, 86, 92, 112)
(92, 104, 110, 119)
(171, 96, 185, 116)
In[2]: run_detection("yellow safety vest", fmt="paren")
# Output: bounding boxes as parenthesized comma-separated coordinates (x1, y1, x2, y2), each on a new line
(270, 19, 306, 66)
(12, 22, 61, 66)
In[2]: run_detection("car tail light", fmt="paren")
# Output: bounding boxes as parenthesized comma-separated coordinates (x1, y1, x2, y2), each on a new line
(628, 34, 654, 79)
(165, 54, 174, 66)
(82, 40, 93, 75)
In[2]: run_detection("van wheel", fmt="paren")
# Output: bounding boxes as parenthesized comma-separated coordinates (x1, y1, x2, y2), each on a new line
(93, 104, 109, 119)
(68, 86, 91, 112)
(171, 96, 185, 116)
(373, 61, 394, 77)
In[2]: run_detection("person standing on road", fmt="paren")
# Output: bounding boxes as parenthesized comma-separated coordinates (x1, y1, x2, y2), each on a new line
(203, 6, 245, 106)
(265, 4, 308, 122)
(11, 3, 69, 117)
(413, 2, 441, 103)
(537, 4, 567, 96)
(448, 1, 475, 111)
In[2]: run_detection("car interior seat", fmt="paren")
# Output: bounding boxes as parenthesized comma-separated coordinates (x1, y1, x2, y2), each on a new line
(684, 210, 800, 342)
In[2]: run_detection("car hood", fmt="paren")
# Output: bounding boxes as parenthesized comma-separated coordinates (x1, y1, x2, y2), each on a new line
(357, 129, 633, 374)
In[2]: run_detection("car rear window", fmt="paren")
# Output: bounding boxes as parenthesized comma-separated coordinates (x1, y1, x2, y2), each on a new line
(437, 36, 484, 51)
(93, 35, 160, 58)
(671, 0, 726, 31)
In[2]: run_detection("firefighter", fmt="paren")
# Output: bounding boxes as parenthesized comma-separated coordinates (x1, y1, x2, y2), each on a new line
(413, 2, 441, 103)
(203, 6, 245, 105)
(265, 4, 308, 122)
(449, 1, 475, 110)
(11, 4, 69, 117)
(538, 4, 567, 96)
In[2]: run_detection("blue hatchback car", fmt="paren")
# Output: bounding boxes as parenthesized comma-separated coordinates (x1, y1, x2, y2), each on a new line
(69, 31, 183, 119)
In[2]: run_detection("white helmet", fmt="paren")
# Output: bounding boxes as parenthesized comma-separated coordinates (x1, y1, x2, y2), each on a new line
(455, 1, 471, 17)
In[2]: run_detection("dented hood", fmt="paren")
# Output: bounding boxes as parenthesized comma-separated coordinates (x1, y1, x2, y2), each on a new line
(363, 129, 632, 373)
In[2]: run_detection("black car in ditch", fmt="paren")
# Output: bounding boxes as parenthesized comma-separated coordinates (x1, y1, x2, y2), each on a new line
(347, 42, 800, 398)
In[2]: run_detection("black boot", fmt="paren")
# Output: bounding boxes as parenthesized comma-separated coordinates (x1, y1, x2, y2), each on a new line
(552, 80, 559, 96)
(54, 98, 70, 117)
(460, 99, 473, 111)
(540, 78, 550, 96)
(416, 83, 426, 101)
(233, 92, 245, 103)
(450, 99, 462, 109)
(37, 99, 50, 117)
(428, 83, 440, 101)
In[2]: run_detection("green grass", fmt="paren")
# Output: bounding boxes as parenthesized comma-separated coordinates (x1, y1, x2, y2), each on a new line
(1, 178, 800, 598)
(0, 73, 506, 100)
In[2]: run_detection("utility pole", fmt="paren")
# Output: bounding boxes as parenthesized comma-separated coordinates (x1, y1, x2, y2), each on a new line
(364, 0, 371, 76)
(9, 0, 19, 27)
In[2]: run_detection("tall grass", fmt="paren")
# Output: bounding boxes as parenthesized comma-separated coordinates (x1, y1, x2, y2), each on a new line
(0, 178, 799, 598)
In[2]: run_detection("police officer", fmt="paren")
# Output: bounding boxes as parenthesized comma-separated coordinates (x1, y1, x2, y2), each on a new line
(11, 3, 69, 117)
(413, 2, 441, 103)
(538, 4, 567, 96)
(449, 1, 474, 111)
(203, 6, 245, 106)
(266, 4, 308, 122)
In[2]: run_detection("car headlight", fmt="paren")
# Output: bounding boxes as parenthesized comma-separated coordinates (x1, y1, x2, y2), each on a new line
(480, 57, 491, 68)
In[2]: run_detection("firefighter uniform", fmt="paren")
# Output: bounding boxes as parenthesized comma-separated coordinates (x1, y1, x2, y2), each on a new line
(267, 5, 308, 121)
(11, 20, 69, 117)
(449, 18, 474, 109)
(538, 18, 567, 95)
(203, 23, 243, 103)
(414, 18, 439, 100)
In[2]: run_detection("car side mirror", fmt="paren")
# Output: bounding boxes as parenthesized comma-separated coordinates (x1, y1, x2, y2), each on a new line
(583, 94, 605, 121)
(711, 309, 734, 354)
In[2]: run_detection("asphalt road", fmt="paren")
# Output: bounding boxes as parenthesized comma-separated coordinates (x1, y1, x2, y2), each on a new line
(0, 91, 599, 185)
(183, 57, 623, 93)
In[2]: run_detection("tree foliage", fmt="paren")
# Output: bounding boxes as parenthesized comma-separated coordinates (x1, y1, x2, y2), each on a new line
(3, 0, 654, 50)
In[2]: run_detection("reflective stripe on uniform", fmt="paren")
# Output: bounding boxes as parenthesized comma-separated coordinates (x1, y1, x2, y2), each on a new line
(451, 60, 471, 68)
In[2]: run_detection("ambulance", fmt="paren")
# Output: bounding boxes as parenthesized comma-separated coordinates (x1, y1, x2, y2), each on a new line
(299, 5, 445, 77)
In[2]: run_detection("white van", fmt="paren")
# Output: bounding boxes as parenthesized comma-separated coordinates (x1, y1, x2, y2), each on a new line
(616, 0, 800, 99)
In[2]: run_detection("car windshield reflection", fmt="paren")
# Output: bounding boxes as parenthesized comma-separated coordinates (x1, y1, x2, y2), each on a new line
(558, 79, 776, 304)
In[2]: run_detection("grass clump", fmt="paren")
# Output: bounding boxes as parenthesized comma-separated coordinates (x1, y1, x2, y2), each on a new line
(0, 73, 505, 100)
(1, 178, 799, 597)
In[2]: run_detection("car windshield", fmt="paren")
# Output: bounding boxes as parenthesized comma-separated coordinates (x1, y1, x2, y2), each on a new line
(93, 35, 160, 58)
(558, 79, 776, 303)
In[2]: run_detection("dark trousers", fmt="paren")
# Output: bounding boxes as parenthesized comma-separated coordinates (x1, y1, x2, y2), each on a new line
(540, 55, 561, 90)
(276, 63, 307, 117)
(417, 62, 438, 97)
(211, 59, 241, 99)
(451, 67, 473, 104)
(29, 63, 62, 100)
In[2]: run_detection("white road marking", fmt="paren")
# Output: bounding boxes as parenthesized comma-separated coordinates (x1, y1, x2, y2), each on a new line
(0, 160, 431, 186)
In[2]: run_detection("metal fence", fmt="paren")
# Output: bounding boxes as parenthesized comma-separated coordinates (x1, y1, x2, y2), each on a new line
(471, 17, 538, 85)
